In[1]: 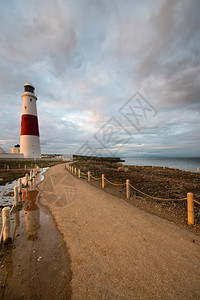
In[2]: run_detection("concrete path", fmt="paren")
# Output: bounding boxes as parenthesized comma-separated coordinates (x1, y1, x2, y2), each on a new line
(38, 164, 200, 300)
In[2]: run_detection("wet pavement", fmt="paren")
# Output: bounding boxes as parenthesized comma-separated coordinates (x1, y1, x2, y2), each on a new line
(0, 169, 72, 300)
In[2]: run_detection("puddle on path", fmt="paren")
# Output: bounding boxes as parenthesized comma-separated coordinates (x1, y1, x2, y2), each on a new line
(0, 168, 72, 300)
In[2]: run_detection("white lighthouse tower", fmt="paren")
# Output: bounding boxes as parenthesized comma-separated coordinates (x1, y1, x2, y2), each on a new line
(20, 82, 41, 159)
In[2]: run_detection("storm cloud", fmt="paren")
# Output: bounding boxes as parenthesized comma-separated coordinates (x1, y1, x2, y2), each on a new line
(0, 0, 199, 157)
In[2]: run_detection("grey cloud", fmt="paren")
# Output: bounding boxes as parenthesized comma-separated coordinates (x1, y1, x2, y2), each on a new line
(0, 0, 199, 156)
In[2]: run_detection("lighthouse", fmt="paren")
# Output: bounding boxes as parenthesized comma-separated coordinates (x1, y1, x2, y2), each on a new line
(20, 82, 41, 159)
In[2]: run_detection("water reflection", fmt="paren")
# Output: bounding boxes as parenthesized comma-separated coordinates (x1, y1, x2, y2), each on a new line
(22, 188, 40, 241)
(0, 167, 45, 298)
(15, 211, 20, 228)
(4, 246, 13, 279)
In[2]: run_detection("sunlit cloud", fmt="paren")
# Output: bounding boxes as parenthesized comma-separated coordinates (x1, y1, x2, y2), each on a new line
(0, 0, 199, 156)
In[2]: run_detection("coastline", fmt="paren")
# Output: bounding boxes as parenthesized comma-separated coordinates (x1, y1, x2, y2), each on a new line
(72, 160, 200, 235)
(38, 162, 200, 299)
(123, 157, 200, 173)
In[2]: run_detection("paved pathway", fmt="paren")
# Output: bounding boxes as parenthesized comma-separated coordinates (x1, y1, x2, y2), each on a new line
(38, 164, 200, 299)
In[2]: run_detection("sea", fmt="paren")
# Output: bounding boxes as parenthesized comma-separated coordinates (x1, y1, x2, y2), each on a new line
(123, 157, 200, 173)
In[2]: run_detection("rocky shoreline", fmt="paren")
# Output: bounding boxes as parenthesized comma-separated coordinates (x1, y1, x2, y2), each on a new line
(73, 160, 200, 235)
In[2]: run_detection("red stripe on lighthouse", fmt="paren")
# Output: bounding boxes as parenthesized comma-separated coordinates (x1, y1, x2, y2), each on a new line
(21, 114, 39, 136)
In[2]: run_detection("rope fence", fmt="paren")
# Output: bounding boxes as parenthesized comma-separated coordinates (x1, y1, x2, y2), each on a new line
(0, 165, 40, 245)
(104, 177, 126, 187)
(10, 203, 15, 214)
(194, 199, 200, 206)
(80, 172, 88, 176)
(66, 163, 200, 225)
(0, 217, 7, 243)
(129, 183, 187, 201)
(90, 174, 102, 181)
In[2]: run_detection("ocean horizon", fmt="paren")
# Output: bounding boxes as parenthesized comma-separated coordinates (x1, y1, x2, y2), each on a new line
(123, 157, 200, 173)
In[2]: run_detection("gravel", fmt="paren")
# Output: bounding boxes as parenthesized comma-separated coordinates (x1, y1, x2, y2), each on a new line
(38, 163, 200, 300)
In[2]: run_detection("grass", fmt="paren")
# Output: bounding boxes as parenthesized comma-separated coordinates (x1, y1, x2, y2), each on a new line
(0, 160, 64, 185)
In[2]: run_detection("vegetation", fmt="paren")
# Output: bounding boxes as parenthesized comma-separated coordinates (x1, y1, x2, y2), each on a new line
(72, 160, 200, 231)
(0, 160, 64, 185)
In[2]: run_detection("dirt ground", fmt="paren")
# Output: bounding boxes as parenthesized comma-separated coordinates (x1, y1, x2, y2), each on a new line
(38, 163, 200, 299)
(73, 161, 200, 235)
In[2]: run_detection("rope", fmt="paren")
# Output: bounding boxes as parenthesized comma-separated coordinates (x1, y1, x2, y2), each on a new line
(80, 172, 88, 176)
(129, 183, 186, 201)
(72, 169, 193, 203)
(10, 203, 15, 213)
(0, 217, 6, 242)
(80, 173, 88, 178)
(90, 174, 102, 181)
(194, 199, 200, 205)
(104, 177, 126, 186)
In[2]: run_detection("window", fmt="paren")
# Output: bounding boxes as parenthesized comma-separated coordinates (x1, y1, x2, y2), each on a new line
(30, 98, 32, 102)
(24, 106, 27, 109)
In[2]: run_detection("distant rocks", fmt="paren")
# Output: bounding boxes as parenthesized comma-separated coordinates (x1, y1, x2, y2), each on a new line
(117, 167, 129, 173)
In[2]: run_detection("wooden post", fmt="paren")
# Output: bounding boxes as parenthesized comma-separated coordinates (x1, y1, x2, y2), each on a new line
(78, 169, 80, 179)
(74, 168, 77, 176)
(14, 186, 19, 206)
(18, 178, 22, 194)
(30, 170, 32, 181)
(197, 168, 199, 173)
(88, 171, 90, 182)
(25, 187, 29, 198)
(25, 173, 29, 186)
(2, 207, 11, 244)
(72, 166, 74, 173)
(126, 179, 130, 200)
(187, 193, 194, 225)
(102, 174, 104, 188)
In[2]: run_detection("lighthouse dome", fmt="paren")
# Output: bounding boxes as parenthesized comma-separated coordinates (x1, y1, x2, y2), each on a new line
(24, 82, 34, 87)
(24, 82, 35, 93)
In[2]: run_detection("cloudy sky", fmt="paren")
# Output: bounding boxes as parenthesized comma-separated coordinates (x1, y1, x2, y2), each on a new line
(0, 0, 199, 157)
